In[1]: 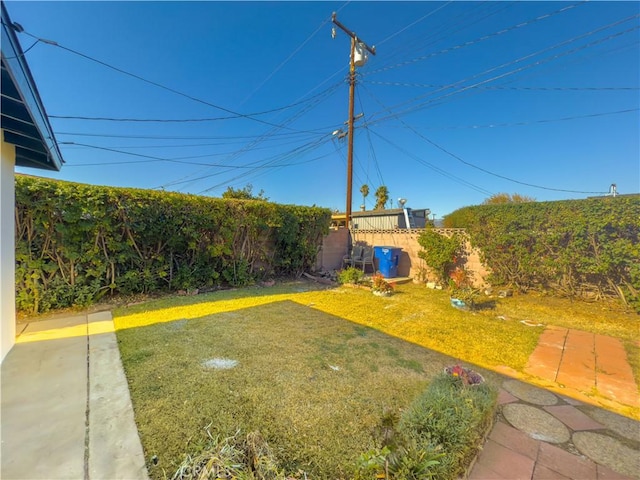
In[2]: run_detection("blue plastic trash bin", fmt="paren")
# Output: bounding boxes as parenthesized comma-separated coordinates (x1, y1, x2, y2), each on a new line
(373, 246, 402, 278)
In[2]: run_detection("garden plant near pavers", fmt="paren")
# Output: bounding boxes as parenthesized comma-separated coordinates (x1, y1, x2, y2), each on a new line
(114, 282, 638, 479)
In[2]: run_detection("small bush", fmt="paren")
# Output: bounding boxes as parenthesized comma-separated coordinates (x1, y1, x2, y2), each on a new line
(371, 273, 395, 294)
(338, 267, 365, 285)
(354, 372, 497, 479)
(417, 228, 464, 285)
(398, 373, 497, 479)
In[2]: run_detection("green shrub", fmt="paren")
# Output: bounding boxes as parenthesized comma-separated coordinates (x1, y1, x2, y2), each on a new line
(338, 267, 365, 285)
(15, 175, 331, 313)
(444, 197, 640, 310)
(354, 373, 497, 480)
(397, 374, 497, 479)
(417, 228, 464, 285)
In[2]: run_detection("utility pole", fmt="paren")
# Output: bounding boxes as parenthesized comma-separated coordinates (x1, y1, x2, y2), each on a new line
(331, 12, 375, 229)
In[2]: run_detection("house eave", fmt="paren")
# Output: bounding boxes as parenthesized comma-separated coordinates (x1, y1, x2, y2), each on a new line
(1, 1, 63, 171)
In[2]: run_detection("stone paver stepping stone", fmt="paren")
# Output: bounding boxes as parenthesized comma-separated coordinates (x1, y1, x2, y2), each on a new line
(503, 404, 570, 443)
(543, 405, 605, 431)
(580, 406, 640, 442)
(503, 380, 558, 405)
(573, 431, 640, 478)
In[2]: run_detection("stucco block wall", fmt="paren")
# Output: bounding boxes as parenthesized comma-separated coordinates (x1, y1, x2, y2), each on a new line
(316, 227, 349, 271)
(318, 228, 489, 286)
(1, 139, 16, 363)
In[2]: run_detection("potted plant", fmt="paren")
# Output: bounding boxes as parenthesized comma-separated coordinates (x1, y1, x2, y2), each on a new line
(444, 364, 485, 386)
(371, 273, 395, 297)
(448, 267, 479, 310)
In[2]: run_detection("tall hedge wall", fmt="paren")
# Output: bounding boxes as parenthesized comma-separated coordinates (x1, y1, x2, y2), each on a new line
(444, 196, 640, 310)
(15, 176, 331, 313)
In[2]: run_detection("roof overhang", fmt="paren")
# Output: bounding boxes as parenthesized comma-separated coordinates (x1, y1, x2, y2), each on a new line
(1, 1, 63, 171)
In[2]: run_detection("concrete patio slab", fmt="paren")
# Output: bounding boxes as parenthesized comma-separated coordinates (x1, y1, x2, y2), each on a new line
(1, 312, 147, 480)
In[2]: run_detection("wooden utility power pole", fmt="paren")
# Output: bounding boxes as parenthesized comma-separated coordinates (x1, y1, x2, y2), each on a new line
(331, 13, 375, 229)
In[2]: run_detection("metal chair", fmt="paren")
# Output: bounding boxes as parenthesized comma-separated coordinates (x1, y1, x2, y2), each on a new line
(354, 246, 375, 273)
(343, 245, 364, 268)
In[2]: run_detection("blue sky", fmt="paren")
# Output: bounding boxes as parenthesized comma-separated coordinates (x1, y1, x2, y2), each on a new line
(7, 1, 639, 217)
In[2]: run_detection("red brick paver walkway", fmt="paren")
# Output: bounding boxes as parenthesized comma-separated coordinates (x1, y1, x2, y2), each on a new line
(470, 422, 618, 480)
(469, 387, 639, 480)
(525, 326, 639, 408)
(470, 327, 640, 480)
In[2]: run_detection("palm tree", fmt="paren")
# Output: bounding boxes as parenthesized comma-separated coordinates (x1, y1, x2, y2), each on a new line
(374, 186, 389, 210)
(360, 184, 369, 210)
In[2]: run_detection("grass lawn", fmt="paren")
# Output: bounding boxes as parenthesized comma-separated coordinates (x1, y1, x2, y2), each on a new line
(113, 280, 639, 478)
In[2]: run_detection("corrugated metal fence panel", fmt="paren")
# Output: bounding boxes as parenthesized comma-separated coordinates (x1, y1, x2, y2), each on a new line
(353, 214, 402, 230)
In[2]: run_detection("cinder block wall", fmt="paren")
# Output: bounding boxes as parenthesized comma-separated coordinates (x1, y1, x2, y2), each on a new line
(316, 227, 350, 271)
(317, 228, 489, 286)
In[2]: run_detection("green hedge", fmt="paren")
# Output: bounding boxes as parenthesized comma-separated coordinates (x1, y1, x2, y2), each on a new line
(444, 197, 640, 309)
(15, 176, 330, 313)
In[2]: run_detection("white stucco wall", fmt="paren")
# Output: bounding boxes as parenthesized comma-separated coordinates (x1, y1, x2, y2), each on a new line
(1, 138, 16, 363)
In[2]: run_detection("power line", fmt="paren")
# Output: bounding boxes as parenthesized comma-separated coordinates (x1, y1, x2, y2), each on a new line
(171, 77, 342, 192)
(407, 108, 640, 130)
(193, 135, 334, 194)
(363, 2, 585, 77)
(408, 127, 608, 194)
(362, 81, 640, 91)
(48, 82, 343, 123)
(367, 17, 640, 126)
(17, 28, 309, 132)
(62, 138, 332, 169)
(356, 90, 385, 188)
(54, 130, 331, 141)
(238, 12, 334, 106)
(369, 128, 494, 197)
(61, 134, 320, 160)
(361, 85, 608, 195)
(372, 2, 516, 76)
(375, 2, 453, 47)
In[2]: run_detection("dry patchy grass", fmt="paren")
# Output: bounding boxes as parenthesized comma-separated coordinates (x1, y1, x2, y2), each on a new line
(116, 290, 461, 478)
(114, 280, 639, 478)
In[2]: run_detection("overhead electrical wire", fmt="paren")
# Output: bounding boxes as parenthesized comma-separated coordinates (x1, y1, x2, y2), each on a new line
(363, 2, 585, 77)
(237, 9, 338, 107)
(372, 16, 640, 122)
(194, 135, 334, 194)
(61, 134, 321, 163)
(53, 130, 330, 141)
(60, 141, 332, 169)
(361, 84, 609, 195)
(407, 125, 608, 194)
(10, 5, 632, 201)
(397, 108, 640, 130)
(9, 6, 358, 197)
(48, 83, 343, 123)
(331, 137, 368, 197)
(369, 129, 494, 197)
(172, 79, 342, 192)
(16, 28, 313, 132)
(372, 2, 516, 75)
(157, 81, 341, 192)
(362, 81, 640, 91)
(356, 90, 385, 188)
(366, 16, 640, 126)
(375, 1, 453, 48)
